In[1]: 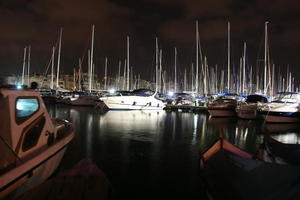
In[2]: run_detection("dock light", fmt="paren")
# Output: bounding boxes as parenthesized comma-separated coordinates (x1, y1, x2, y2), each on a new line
(109, 89, 116, 94)
(16, 83, 22, 90)
(168, 91, 174, 97)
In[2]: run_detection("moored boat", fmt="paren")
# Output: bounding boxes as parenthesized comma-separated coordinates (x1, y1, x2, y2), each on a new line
(200, 136, 300, 200)
(236, 94, 268, 119)
(69, 91, 98, 106)
(264, 136, 300, 165)
(100, 89, 165, 110)
(207, 94, 239, 117)
(0, 86, 75, 199)
(258, 92, 300, 123)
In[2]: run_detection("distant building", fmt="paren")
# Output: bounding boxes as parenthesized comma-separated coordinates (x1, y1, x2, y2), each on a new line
(3, 73, 152, 91)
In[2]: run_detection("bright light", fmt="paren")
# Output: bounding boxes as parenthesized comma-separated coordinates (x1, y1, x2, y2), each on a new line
(109, 89, 116, 94)
(168, 91, 174, 97)
(16, 83, 22, 90)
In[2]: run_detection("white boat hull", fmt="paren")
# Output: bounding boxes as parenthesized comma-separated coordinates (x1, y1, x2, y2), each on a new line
(259, 101, 300, 123)
(4, 147, 67, 199)
(101, 96, 165, 110)
(0, 141, 70, 199)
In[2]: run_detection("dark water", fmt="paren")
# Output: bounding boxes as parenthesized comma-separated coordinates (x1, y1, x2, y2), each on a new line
(46, 104, 300, 199)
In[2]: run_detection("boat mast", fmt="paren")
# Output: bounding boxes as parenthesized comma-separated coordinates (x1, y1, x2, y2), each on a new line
(215, 65, 218, 93)
(191, 63, 194, 92)
(264, 21, 269, 94)
(56, 28, 62, 89)
(118, 60, 121, 90)
(220, 70, 224, 92)
(79, 58, 82, 90)
(227, 21, 231, 93)
(73, 68, 76, 90)
(195, 20, 199, 94)
(21, 47, 27, 85)
(89, 25, 95, 92)
(123, 59, 126, 90)
(184, 68, 187, 92)
(127, 36, 130, 91)
(242, 42, 246, 95)
(51, 47, 55, 89)
(174, 47, 177, 93)
(104, 57, 108, 90)
(159, 49, 162, 92)
(204, 56, 207, 96)
(271, 64, 275, 95)
(88, 49, 90, 90)
(239, 57, 242, 94)
(289, 69, 292, 91)
(155, 37, 158, 92)
(249, 65, 253, 94)
(27, 46, 31, 85)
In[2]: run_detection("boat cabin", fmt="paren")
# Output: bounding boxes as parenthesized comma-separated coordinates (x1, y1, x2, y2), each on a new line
(272, 92, 300, 103)
(0, 88, 57, 169)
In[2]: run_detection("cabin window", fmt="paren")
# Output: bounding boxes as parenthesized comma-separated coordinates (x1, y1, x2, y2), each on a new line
(16, 98, 39, 124)
(22, 116, 46, 151)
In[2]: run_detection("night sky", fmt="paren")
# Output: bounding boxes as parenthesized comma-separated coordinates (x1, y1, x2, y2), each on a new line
(1, 0, 300, 81)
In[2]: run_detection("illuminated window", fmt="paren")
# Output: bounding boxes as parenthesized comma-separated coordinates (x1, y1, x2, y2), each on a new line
(16, 98, 39, 123)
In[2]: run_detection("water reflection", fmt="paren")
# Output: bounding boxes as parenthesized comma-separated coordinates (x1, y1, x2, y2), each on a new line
(99, 110, 166, 141)
(45, 105, 300, 199)
(262, 123, 300, 144)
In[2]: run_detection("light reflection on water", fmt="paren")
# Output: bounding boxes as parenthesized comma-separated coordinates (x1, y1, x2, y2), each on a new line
(46, 104, 300, 199)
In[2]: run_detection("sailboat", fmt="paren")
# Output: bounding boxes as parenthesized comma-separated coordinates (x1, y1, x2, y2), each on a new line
(208, 22, 240, 117)
(69, 25, 98, 106)
(235, 42, 269, 119)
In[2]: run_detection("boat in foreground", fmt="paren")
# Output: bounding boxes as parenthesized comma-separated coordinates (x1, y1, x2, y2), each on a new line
(200, 136, 300, 200)
(0, 86, 75, 199)
(100, 89, 165, 110)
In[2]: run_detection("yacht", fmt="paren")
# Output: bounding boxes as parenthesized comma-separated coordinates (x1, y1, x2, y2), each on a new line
(100, 89, 165, 110)
(0, 86, 74, 199)
(258, 92, 300, 123)
(207, 93, 240, 117)
(236, 94, 269, 119)
(68, 91, 98, 106)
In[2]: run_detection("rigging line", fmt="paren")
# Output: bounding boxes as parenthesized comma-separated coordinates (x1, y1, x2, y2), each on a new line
(40, 35, 60, 87)
(80, 27, 95, 71)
